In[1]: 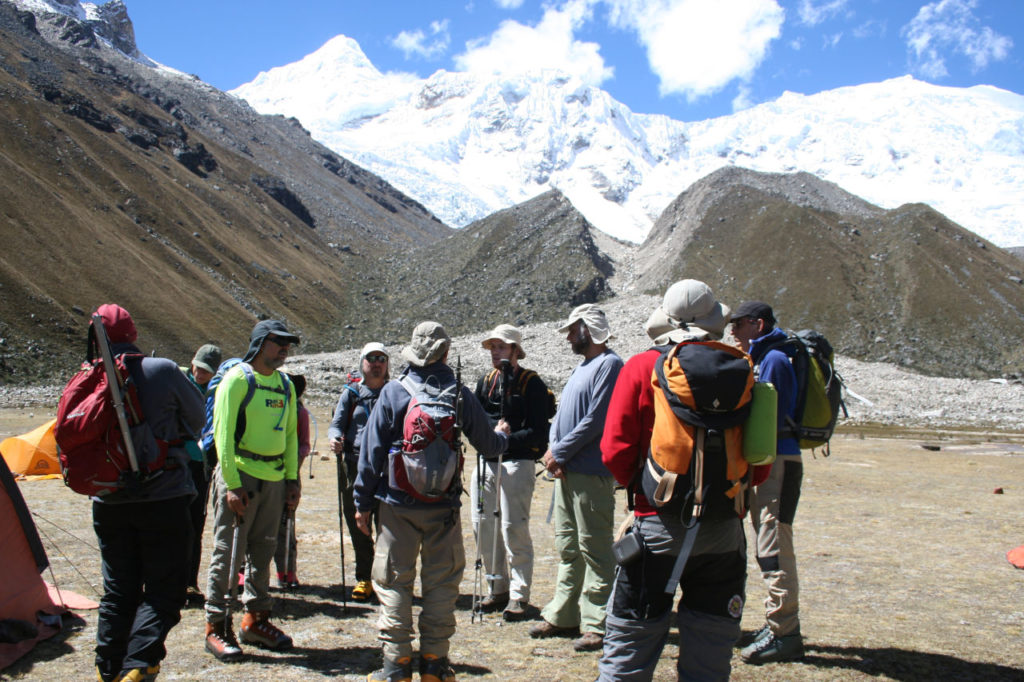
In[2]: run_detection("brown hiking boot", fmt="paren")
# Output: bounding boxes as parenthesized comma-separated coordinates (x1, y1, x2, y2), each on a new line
(477, 591, 509, 613)
(205, 621, 244, 662)
(366, 655, 412, 682)
(573, 632, 604, 652)
(528, 619, 579, 639)
(240, 611, 293, 650)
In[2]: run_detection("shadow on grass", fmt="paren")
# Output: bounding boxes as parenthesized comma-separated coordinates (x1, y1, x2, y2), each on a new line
(241, 645, 492, 677)
(802, 643, 1023, 681)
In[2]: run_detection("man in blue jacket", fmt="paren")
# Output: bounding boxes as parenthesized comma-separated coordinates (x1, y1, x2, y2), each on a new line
(730, 301, 804, 664)
(354, 321, 509, 682)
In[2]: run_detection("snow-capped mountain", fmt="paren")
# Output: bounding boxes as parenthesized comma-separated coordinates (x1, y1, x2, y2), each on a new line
(233, 35, 1024, 247)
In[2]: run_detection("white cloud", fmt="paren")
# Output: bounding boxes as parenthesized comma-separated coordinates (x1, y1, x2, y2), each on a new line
(823, 32, 842, 49)
(797, 0, 849, 27)
(732, 84, 755, 112)
(494, 0, 525, 8)
(604, 0, 785, 101)
(901, 0, 1012, 78)
(454, 1, 612, 85)
(391, 19, 452, 60)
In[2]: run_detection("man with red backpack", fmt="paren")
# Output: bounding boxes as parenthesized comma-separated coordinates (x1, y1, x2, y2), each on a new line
(82, 304, 205, 682)
(354, 321, 509, 682)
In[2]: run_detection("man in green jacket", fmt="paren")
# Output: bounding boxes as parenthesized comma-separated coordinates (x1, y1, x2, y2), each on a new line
(203, 321, 301, 662)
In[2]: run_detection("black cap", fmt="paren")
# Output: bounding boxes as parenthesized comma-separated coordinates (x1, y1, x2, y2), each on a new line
(243, 319, 301, 362)
(731, 301, 776, 327)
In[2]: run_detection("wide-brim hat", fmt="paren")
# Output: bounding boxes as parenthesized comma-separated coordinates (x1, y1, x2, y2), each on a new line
(481, 324, 526, 359)
(556, 304, 612, 344)
(661, 280, 731, 338)
(401, 321, 451, 367)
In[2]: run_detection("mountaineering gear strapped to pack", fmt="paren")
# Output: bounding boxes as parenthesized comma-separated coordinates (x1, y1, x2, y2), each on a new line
(55, 314, 177, 497)
(760, 329, 847, 454)
(388, 371, 464, 503)
(644, 339, 755, 594)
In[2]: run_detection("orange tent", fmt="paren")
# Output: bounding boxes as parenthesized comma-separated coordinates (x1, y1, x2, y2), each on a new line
(1, 419, 60, 478)
(0, 453, 65, 670)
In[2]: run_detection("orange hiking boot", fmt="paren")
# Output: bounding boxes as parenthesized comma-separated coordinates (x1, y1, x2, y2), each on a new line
(204, 621, 244, 662)
(240, 611, 293, 650)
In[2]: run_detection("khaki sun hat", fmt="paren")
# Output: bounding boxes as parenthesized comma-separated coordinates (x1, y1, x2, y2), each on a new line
(401, 321, 451, 367)
(556, 304, 612, 344)
(481, 324, 526, 360)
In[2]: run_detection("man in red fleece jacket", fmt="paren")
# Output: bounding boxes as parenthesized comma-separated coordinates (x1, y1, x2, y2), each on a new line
(597, 280, 749, 682)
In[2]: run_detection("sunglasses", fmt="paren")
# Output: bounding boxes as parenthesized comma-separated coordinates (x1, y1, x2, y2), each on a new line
(266, 335, 294, 347)
(366, 355, 388, 363)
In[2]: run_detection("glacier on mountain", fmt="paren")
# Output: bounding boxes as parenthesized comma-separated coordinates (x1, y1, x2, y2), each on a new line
(232, 35, 1024, 248)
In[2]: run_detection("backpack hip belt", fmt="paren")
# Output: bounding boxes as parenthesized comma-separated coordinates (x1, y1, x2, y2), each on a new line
(236, 448, 285, 470)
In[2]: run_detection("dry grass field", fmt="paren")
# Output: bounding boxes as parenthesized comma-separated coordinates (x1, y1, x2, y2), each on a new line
(2, 405, 1023, 681)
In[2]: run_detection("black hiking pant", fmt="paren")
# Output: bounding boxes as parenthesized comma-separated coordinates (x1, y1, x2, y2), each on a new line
(93, 495, 192, 678)
(342, 458, 375, 581)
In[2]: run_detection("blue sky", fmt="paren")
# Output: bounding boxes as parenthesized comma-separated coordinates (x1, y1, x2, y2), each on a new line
(124, 0, 1022, 122)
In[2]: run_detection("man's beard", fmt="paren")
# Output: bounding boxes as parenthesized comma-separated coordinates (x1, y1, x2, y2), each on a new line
(571, 338, 589, 355)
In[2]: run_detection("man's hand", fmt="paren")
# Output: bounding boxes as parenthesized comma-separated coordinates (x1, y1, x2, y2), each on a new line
(495, 419, 511, 435)
(355, 510, 372, 536)
(226, 487, 249, 516)
(542, 449, 565, 479)
(286, 480, 301, 510)
(330, 437, 344, 455)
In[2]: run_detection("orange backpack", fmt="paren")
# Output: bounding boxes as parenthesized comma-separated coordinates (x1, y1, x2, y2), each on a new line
(644, 340, 755, 520)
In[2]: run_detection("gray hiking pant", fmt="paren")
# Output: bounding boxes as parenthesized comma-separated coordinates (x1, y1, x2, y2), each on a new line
(750, 454, 803, 636)
(470, 458, 536, 602)
(372, 502, 465, 661)
(205, 467, 286, 621)
(597, 514, 746, 681)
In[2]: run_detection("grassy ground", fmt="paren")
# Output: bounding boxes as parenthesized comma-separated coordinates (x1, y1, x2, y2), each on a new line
(2, 406, 1023, 681)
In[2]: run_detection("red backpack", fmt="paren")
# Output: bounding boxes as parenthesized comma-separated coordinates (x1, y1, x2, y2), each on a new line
(387, 374, 463, 502)
(55, 327, 172, 497)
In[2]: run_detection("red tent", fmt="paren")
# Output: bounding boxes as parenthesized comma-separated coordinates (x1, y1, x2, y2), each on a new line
(0, 454, 65, 670)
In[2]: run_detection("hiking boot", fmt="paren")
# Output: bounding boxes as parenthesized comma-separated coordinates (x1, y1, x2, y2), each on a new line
(352, 579, 375, 602)
(366, 655, 412, 682)
(528, 620, 579, 639)
(419, 653, 456, 682)
(502, 599, 530, 622)
(184, 585, 205, 608)
(120, 665, 160, 681)
(573, 632, 604, 652)
(240, 611, 293, 650)
(736, 622, 771, 648)
(205, 621, 244, 662)
(95, 667, 122, 682)
(740, 631, 804, 664)
(276, 572, 288, 589)
(477, 592, 509, 613)
(285, 571, 300, 589)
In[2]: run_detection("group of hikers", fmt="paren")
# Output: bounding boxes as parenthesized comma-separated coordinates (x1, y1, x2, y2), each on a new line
(79, 276, 809, 682)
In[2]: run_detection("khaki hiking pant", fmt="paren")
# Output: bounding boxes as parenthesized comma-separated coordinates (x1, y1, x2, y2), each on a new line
(372, 502, 465, 661)
(470, 458, 537, 602)
(541, 472, 616, 635)
(205, 467, 286, 622)
(750, 454, 803, 637)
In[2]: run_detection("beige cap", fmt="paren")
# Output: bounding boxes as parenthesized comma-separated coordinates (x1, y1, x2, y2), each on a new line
(556, 304, 612, 344)
(481, 324, 526, 359)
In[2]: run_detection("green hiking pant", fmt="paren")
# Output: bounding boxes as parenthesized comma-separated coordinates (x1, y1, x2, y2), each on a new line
(541, 471, 616, 635)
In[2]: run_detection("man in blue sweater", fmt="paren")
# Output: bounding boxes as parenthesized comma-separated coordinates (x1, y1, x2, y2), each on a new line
(529, 304, 623, 653)
(730, 301, 805, 664)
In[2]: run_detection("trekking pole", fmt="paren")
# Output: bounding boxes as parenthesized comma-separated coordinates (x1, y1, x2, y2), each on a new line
(91, 313, 140, 475)
(308, 412, 318, 479)
(225, 515, 243, 625)
(485, 360, 510, 623)
(284, 508, 295, 580)
(335, 454, 348, 612)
